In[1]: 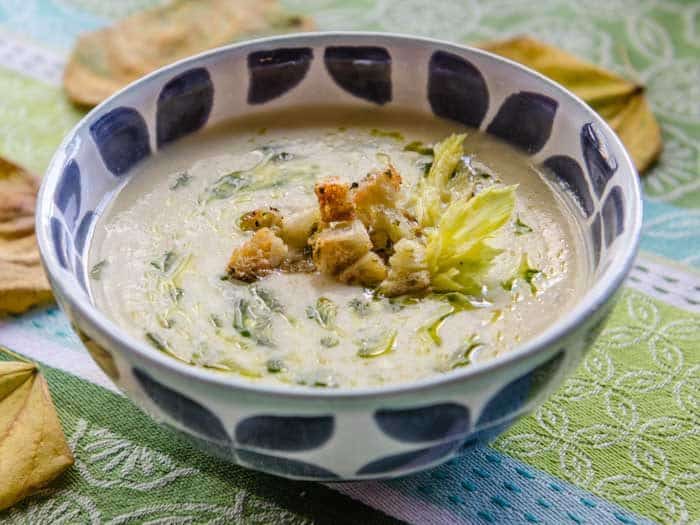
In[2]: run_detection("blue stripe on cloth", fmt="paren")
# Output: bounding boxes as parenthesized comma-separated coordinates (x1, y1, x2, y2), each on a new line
(330, 446, 653, 525)
(0, 0, 107, 50)
(3, 305, 84, 351)
(641, 200, 700, 268)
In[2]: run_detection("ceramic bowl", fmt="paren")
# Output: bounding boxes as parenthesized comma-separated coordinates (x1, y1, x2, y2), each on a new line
(36, 32, 641, 480)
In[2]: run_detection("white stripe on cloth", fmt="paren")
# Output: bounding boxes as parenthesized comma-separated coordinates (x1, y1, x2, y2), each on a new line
(0, 31, 64, 85)
(627, 254, 700, 313)
(0, 322, 120, 393)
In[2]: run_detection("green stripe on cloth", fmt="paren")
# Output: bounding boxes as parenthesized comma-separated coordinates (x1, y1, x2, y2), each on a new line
(0, 67, 83, 174)
(495, 288, 700, 524)
(0, 352, 399, 525)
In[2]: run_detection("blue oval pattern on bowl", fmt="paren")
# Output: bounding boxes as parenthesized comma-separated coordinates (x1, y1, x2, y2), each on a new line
(428, 50, 489, 128)
(50, 217, 69, 270)
(591, 212, 603, 265)
(156, 68, 214, 147)
(459, 419, 516, 451)
(487, 91, 558, 154)
(237, 449, 338, 480)
(375, 402, 470, 443)
(581, 122, 618, 197)
(356, 440, 460, 475)
(235, 415, 334, 451)
(54, 159, 81, 230)
(324, 46, 392, 105)
(133, 368, 230, 444)
(74, 211, 95, 254)
(90, 107, 151, 176)
(543, 155, 594, 218)
(602, 186, 625, 248)
(247, 47, 313, 104)
(477, 350, 564, 427)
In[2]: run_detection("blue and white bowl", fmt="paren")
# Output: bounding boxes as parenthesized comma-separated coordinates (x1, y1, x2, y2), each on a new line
(36, 33, 642, 480)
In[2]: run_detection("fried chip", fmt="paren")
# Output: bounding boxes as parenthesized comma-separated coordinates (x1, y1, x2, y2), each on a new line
(64, 0, 314, 106)
(0, 357, 74, 510)
(0, 158, 52, 315)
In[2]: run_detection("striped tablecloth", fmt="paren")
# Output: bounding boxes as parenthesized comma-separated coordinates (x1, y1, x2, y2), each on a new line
(0, 1, 698, 523)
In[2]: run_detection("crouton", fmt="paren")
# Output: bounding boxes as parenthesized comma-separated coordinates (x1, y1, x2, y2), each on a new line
(315, 178, 355, 223)
(339, 251, 388, 287)
(227, 227, 288, 282)
(238, 207, 283, 231)
(353, 164, 402, 211)
(280, 207, 320, 249)
(379, 238, 431, 297)
(350, 164, 416, 251)
(363, 207, 417, 252)
(311, 219, 372, 275)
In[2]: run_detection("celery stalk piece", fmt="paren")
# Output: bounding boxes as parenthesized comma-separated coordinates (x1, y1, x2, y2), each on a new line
(413, 133, 467, 227)
(426, 185, 517, 294)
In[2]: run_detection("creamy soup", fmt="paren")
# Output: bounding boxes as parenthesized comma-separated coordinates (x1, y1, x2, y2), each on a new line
(89, 107, 588, 389)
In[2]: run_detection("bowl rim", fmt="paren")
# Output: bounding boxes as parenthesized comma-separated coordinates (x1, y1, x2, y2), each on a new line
(37, 31, 642, 400)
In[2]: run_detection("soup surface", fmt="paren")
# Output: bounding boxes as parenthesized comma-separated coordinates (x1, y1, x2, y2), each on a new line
(89, 107, 588, 389)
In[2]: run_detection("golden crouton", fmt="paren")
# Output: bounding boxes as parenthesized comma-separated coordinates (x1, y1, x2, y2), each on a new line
(339, 251, 388, 287)
(379, 239, 431, 297)
(351, 164, 416, 251)
(238, 207, 283, 231)
(353, 164, 402, 211)
(280, 207, 320, 249)
(311, 219, 372, 275)
(364, 207, 417, 252)
(227, 227, 288, 282)
(315, 178, 355, 223)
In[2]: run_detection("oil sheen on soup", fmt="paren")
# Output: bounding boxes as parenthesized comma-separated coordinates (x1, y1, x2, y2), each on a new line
(89, 108, 588, 389)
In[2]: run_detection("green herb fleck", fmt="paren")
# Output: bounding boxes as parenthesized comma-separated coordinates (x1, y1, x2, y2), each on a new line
(145, 332, 169, 353)
(169, 287, 184, 302)
(421, 310, 452, 346)
(523, 268, 541, 294)
(206, 171, 248, 201)
(448, 335, 483, 369)
(502, 255, 541, 294)
(348, 297, 372, 317)
(417, 294, 479, 348)
(170, 172, 191, 190)
(439, 291, 480, 309)
(270, 151, 295, 162)
(386, 295, 419, 312)
(150, 251, 178, 273)
(370, 128, 404, 141)
(202, 156, 318, 203)
(404, 141, 434, 156)
(251, 286, 284, 313)
(210, 314, 223, 328)
(306, 297, 337, 330)
(89, 260, 107, 280)
(232, 297, 274, 346)
(320, 336, 340, 348)
(357, 330, 397, 358)
(266, 359, 287, 373)
(417, 160, 433, 175)
(514, 216, 533, 235)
